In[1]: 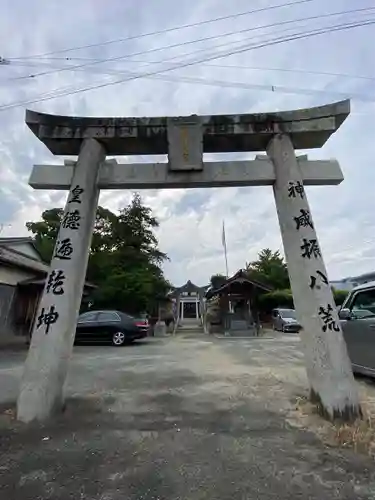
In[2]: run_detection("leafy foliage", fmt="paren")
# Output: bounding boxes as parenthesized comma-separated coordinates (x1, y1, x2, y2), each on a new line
(26, 208, 64, 262)
(257, 288, 348, 315)
(210, 273, 227, 290)
(332, 289, 349, 306)
(245, 248, 290, 290)
(26, 193, 170, 315)
(242, 248, 347, 316)
(257, 289, 294, 314)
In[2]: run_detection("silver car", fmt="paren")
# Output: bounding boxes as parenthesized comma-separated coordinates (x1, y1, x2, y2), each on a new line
(271, 308, 301, 333)
(339, 280, 375, 377)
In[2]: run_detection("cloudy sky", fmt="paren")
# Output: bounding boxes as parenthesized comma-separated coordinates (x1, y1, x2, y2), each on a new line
(0, 0, 374, 287)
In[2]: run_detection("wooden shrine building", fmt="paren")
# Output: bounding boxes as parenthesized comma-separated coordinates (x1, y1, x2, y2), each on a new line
(205, 269, 272, 336)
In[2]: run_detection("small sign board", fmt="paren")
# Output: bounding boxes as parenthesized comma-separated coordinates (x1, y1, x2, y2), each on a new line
(167, 116, 203, 171)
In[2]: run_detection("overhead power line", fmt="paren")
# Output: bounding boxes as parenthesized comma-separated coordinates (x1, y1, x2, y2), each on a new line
(19, 63, 370, 103)
(2, 14, 359, 82)
(205, 64, 375, 83)
(8, 0, 315, 60)
(5, 38, 375, 88)
(5, 43, 375, 102)
(0, 18, 374, 112)
(3, 6, 374, 83)
(6, 27, 375, 89)
(5, 58, 375, 85)
(146, 73, 375, 103)
(3, 63, 374, 104)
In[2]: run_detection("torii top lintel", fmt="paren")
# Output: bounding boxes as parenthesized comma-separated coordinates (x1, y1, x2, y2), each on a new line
(25, 100, 350, 156)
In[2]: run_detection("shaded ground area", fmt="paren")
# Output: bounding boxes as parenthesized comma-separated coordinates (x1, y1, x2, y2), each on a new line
(0, 335, 375, 499)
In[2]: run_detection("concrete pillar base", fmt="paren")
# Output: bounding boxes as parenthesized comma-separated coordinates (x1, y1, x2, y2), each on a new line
(154, 321, 167, 337)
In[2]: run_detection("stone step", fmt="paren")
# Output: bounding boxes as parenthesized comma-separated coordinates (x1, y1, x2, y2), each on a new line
(176, 330, 206, 335)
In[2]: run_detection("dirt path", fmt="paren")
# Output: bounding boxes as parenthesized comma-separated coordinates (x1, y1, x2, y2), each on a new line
(0, 335, 374, 499)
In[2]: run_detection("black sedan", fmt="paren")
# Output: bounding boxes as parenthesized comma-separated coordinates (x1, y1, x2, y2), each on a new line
(75, 310, 147, 346)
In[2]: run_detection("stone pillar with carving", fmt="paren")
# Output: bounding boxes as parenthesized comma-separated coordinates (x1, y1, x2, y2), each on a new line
(267, 133, 361, 420)
(17, 139, 106, 423)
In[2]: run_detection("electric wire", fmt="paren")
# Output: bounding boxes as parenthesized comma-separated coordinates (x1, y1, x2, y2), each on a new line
(0, 18, 374, 111)
(3, 6, 373, 83)
(7, 0, 315, 60)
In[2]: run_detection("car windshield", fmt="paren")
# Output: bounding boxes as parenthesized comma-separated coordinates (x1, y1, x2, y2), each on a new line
(280, 309, 296, 319)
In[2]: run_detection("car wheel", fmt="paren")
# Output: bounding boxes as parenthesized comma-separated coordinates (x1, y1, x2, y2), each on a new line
(112, 331, 125, 346)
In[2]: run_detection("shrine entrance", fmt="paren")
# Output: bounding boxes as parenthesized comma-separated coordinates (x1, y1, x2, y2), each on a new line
(183, 302, 197, 319)
(168, 280, 209, 327)
(17, 100, 362, 423)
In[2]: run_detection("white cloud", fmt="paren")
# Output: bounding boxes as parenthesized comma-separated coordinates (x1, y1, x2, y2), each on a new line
(1, 0, 375, 286)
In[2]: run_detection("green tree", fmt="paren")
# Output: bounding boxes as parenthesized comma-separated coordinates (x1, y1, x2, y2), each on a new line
(332, 288, 349, 307)
(113, 193, 167, 265)
(26, 206, 118, 263)
(26, 208, 64, 262)
(210, 273, 227, 289)
(26, 194, 170, 315)
(246, 248, 290, 289)
(258, 289, 294, 314)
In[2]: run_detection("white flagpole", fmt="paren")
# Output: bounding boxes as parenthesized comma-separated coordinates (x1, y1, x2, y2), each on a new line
(222, 220, 229, 278)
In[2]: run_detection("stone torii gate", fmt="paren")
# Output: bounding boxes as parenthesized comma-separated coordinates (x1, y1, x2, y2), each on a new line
(17, 100, 362, 423)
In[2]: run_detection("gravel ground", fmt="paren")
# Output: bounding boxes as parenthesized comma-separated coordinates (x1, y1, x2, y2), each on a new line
(0, 334, 374, 500)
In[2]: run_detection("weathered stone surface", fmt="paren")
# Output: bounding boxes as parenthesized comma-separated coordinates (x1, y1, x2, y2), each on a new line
(29, 157, 344, 190)
(154, 321, 167, 337)
(25, 100, 350, 155)
(268, 133, 361, 421)
(17, 138, 105, 423)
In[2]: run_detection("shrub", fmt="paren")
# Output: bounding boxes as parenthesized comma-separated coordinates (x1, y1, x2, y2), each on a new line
(258, 289, 294, 314)
(333, 289, 349, 306)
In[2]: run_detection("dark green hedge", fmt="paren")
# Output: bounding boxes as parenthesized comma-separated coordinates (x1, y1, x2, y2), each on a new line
(332, 289, 349, 306)
(258, 290, 294, 314)
(257, 288, 348, 313)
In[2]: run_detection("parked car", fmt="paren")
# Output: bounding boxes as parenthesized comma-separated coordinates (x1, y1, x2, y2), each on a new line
(75, 310, 147, 346)
(133, 314, 150, 335)
(271, 308, 302, 333)
(339, 280, 375, 377)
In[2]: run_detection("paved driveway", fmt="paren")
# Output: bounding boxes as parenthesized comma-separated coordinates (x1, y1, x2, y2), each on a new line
(0, 335, 374, 499)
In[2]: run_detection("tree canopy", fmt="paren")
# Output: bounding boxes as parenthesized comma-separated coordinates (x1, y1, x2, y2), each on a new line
(210, 273, 227, 290)
(244, 248, 346, 313)
(245, 248, 290, 290)
(26, 193, 171, 315)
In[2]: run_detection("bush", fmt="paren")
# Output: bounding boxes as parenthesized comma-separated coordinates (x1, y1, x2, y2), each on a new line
(333, 289, 349, 306)
(258, 289, 294, 314)
(210, 274, 227, 290)
(258, 288, 348, 315)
